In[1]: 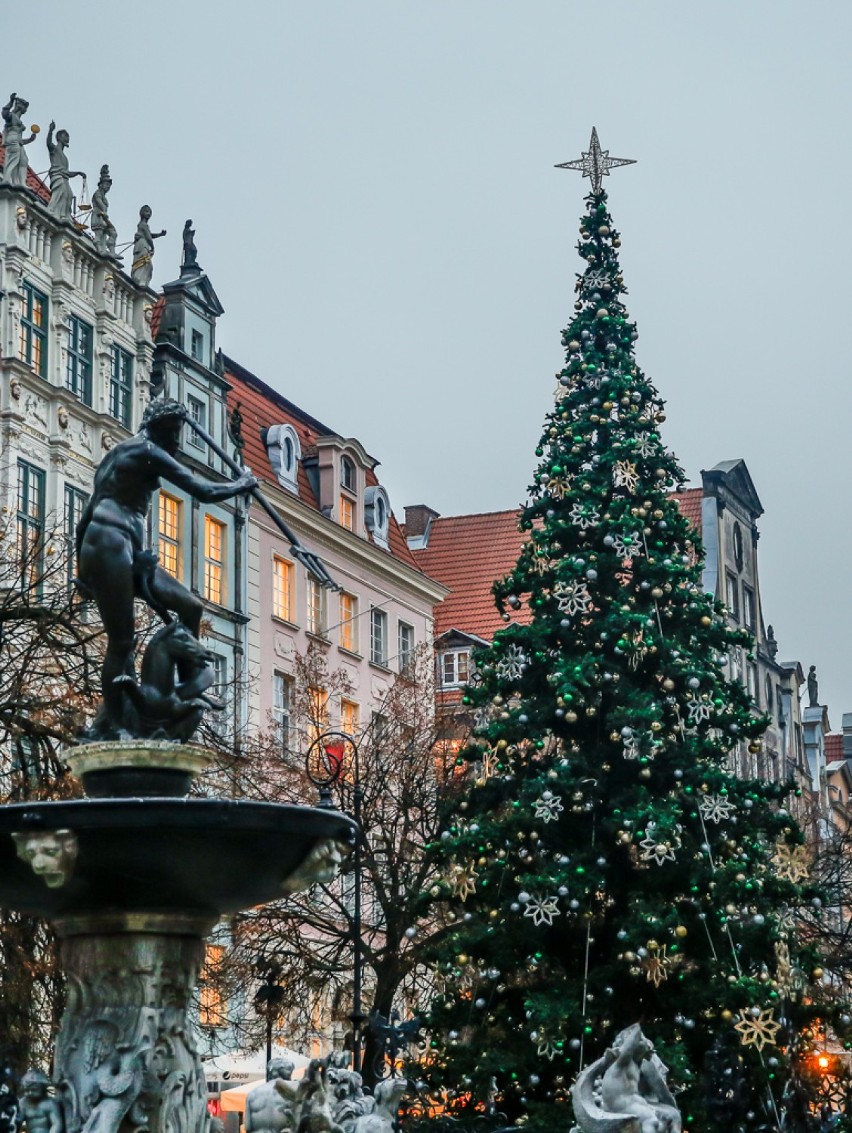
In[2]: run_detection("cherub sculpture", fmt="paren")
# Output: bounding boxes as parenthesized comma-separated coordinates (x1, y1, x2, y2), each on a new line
(571, 1024, 681, 1133)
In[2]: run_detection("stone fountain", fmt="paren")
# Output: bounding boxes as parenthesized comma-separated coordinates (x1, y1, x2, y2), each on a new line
(0, 397, 354, 1133)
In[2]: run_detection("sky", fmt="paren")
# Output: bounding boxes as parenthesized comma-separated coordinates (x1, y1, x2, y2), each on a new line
(15, 0, 852, 719)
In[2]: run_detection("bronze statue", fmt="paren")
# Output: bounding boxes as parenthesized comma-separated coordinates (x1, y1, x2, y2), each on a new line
(75, 398, 256, 740)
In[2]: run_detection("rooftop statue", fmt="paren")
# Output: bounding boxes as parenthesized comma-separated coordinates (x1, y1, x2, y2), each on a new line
(75, 397, 256, 741)
(181, 218, 198, 270)
(46, 122, 85, 221)
(91, 164, 116, 255)
(1, 93, 37, 188)
(130, 205, 166, 287)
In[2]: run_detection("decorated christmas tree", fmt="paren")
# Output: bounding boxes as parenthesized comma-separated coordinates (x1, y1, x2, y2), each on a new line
(418, 131, 836, 1131)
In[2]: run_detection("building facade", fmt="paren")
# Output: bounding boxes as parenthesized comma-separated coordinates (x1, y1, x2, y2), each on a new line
(0, 149, 156, 599)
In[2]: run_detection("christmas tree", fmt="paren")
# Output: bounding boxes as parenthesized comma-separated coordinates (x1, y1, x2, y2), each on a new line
(419, 131, 834, 1131)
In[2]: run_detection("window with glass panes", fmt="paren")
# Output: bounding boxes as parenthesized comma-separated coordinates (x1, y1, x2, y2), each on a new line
(273, 672, 292, 751)
(187, 394, 206, 451)
(307, 686, 328, 747)
(398, 622, 414, 673)
(370, 607, 388, 665)
(64, 485, 88, 585)
(17, 461, 45, 590)
(339, 592, 358, 652)
(743, 585, 755, 630)
(340, 698, 360, 736)
(339, 494, 354, 531)
(273, 557, 293, 621)
(307, 577, 324, 635)
(725, 572, 739, 621)
(109, 345, 133, 427)
(440, 649, 469, 687)
(158, 494, 182, 578)
(203, 516, 225, 604)
(20, 282, 48, 377)
(66, 315, 93, 404)
(341, 456, 355, 491)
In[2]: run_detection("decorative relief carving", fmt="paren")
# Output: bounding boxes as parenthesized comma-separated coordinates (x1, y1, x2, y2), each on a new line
(280, 839, 349, 894)
(54, 932, 210, 1133)
(23, 393, 48, 429)
(12, 830, 79, 889)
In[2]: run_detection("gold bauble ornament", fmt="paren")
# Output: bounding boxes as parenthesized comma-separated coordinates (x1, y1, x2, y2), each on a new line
(813, 968, 825, 980)
(721, 1009, 733, 1022)
(701, 616, 712, 626)
(675, 925, 688, 938)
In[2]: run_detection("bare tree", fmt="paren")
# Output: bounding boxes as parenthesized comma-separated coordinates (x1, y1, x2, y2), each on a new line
(204, 641, 461, 1085)
(0, 516, 104, 1072)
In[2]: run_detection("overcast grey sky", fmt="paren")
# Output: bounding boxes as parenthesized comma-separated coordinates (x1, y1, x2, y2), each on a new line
(17, 0, 852, 719)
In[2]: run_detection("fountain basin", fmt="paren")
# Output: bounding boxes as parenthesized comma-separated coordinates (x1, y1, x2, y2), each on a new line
(0, 797, 356, 920)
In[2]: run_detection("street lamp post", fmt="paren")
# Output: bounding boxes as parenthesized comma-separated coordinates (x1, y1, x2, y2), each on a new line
(253, 955, 285, 1072)
(305, 731, 366, 1072)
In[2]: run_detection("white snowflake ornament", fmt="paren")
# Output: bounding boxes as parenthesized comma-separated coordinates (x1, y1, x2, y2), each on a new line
(523, 895, 561, 926)
(554, 580, 592, 617)
(495, 645, 527, 682)
(533, 793, 564, 823)
(699, 794, 737, 824)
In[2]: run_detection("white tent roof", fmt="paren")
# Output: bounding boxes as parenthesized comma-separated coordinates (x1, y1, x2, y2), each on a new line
(205, 1047, 309, 1089)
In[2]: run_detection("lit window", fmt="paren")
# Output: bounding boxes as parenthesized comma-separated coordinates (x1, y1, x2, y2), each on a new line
(440, 650, 470, 687)
(66, 315, 93, 404)
(307, 686, 329, 747)
(743, 585, 755, 631)
(273, 557, 293, 622)
(158, 494, 182, 579)
(20, 282, 48, 377)
(340, 698, 360, 737)
(187, 394, 206, 450)
(307, 577, 325, 636)
(339, 494, 355, 531)
(341, 456, 355, 491)
(725, 573, 739, 621)
(17, 461, 45, 590)
(64, 485, 88, 586)
(339, 592, 358, 652)
(398, 622, 415, 673)
(370, 607, 388, 666)
(204, 516, 225, 604)
(200, 944, 226, 1028)
(273, 672, 292, 752)
(109, 345, 133, 428)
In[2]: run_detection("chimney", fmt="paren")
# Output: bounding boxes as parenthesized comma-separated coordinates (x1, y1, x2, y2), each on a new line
(404, 505, 440, 548)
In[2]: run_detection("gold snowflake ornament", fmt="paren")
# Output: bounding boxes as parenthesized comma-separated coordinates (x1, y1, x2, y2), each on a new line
(772, 839, 810, 885)
(734, 1007, 781, 1051)
(446, 861, 478, 902)
(642, 946, 673, 987)
(612, 460, 639, 493)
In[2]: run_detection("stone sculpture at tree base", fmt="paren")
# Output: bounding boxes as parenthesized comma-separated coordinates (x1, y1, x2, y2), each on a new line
(571, 1024, 681, 1133)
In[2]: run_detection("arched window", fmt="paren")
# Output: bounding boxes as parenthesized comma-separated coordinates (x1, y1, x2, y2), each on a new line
(364, 485, 391, 549)
(265, 424, 301, 494)
(341, 455, 356, 492)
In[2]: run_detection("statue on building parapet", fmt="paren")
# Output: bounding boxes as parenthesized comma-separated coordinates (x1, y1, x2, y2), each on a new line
(74, 397, 256, 741)
(571, 1024, 681, 1133)
(45, 122, 85, 222)
(91, 165, 117, 255)
(2, 94, 38, 188)
(181, 219, 199, 271)
(807, 665, 819, 709)
(766, 624, 779, 661)
(130, 205, 166, 287)
(17, 1072, 62, 1133)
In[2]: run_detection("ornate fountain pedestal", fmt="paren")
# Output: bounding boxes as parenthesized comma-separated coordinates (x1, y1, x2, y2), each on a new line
(0, 742, 357, 1133)
(54, 915, 214, 1133)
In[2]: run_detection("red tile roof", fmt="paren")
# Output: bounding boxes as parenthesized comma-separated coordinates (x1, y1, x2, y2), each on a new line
(150, 295, 164, 339)
(0, 141, 51, 203)
(671, 487, 703, 530)
(414, 489, 706, 644)
(826, 733, 844, 765)
(223, 356, 421, 572)
(412, 510, 529, 641)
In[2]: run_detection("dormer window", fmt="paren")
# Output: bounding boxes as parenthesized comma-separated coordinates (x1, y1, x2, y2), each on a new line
(364, 485, 391, 549)
(266, 424, 301, 494)
(341, 456, 355, 492)
(339, 455, 358, 532)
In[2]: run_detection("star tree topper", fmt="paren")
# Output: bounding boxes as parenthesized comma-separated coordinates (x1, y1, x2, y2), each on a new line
(555, 127, 636, 194)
